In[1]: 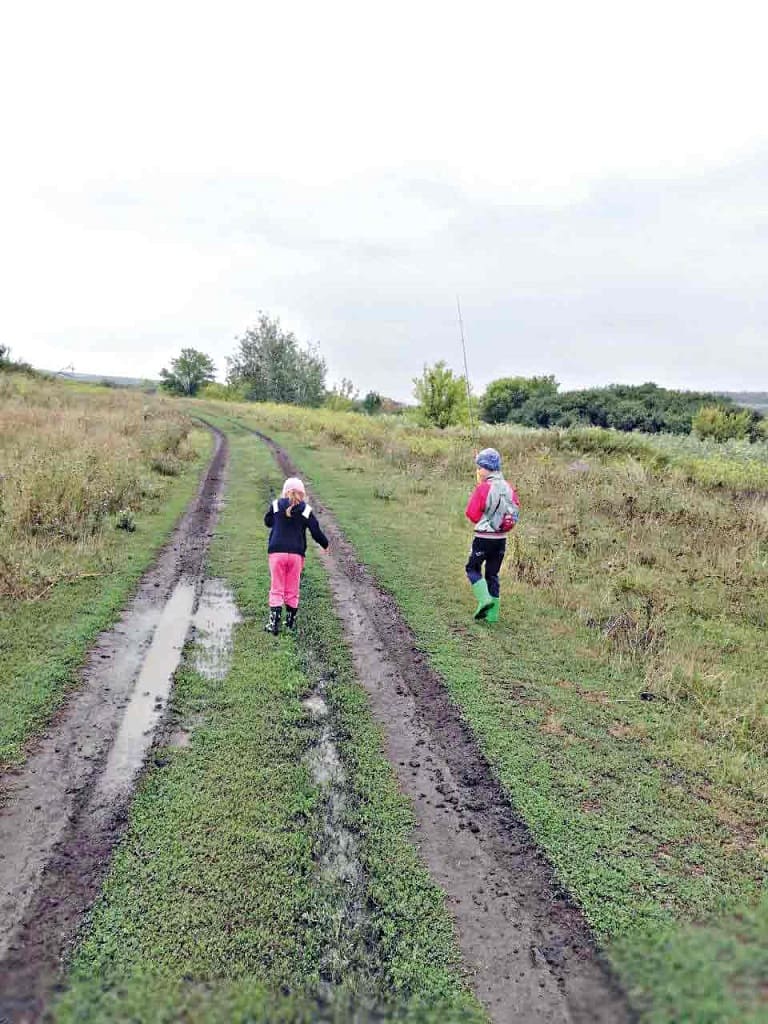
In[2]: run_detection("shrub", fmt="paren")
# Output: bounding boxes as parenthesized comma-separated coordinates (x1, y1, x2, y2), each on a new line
(362, 391, 383, 415)
(197, 382, 248, 403)
(693, 405, 753, 442)
(115, 508, 136, 532)
(413, 362, 468, 429)
(0, 346, 37, 376)
(480, 376, 558, 423)
(325, 378, 359, 412)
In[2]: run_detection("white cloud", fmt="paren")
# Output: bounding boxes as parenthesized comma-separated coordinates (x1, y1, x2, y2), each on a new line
(1, 0, 768, 395)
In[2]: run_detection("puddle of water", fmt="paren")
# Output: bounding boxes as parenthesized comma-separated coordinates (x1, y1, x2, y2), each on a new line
(192, 578, 241, 681)
(303, 694, 329, 719)
(98, 578, 242, 789)
(96, 580, 196, 801)
(303, 688, 364, 905)
(306, 728, 343, 787)
(302, 690, 366, 961)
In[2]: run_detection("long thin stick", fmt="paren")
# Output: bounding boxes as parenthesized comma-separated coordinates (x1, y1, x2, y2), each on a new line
(456, 295, 478, 447)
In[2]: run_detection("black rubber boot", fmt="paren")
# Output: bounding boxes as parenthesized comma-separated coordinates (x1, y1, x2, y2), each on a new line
(285, 606, 298, 631)
(265, 606, 282, 635)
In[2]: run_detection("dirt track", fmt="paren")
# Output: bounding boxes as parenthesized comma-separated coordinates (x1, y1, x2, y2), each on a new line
(251, 425, 633, 1024)
(0, 429, 228, 1023)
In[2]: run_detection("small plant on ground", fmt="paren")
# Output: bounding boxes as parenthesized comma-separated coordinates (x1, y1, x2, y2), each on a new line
(114, 508, 136, 532)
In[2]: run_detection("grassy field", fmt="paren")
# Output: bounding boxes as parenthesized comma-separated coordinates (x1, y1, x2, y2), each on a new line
(202, 401, 768, 1023)
(0, 373, 208, 767)
(55, 427, 483, 1023)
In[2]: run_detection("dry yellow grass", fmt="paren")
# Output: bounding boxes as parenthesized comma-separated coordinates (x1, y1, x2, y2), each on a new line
(0, 373, 195, 598)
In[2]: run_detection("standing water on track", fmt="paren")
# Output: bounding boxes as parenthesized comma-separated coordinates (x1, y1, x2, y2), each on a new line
(96, 579, 196, 801)
(97, 576, 241, 799)
(192, 578, 241, 681)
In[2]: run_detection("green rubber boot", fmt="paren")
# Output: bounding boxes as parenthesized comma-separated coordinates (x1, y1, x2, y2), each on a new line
(471, 579, 494, 619)
(485, 597, 500, 623)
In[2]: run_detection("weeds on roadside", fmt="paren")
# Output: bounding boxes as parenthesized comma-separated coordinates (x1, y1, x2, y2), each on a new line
(0, 374, 195, 597)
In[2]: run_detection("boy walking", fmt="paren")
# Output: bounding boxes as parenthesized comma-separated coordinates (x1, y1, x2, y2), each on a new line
(464, 448, 519, 623)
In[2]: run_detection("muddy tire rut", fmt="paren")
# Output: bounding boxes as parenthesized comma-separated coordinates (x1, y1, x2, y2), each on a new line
(252, 427, 633, 1024)
(0, 428, 228, 1023)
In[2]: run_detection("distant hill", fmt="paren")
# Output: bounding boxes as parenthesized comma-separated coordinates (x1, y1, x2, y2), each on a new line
(720, 392, 768, 412)
(46, 371, 158, 390)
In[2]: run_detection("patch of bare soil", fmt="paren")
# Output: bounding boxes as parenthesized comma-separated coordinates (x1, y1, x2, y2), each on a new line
(0, 429, 228, 1024)
(253, 426, 633, 1024)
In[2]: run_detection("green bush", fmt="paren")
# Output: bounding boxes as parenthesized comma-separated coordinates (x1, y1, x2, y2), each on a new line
(693, 405, 754, 442)
(115, 508, 136, 532)
(413, 362, 469, 429)
(480, 375, 558, 423)
(198, 382, 248, 403)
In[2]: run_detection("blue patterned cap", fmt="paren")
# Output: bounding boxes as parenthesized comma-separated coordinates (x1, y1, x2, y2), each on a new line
(475, 448, 501, 472)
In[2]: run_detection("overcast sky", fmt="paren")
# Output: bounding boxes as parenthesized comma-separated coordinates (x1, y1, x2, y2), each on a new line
(2, 0, 767, 400)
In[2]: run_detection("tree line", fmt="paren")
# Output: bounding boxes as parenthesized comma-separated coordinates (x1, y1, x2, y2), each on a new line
(403, 367, 766, 441)
(158, 320, 766, 442)
(478, 377, 766, 440)
(159, 315, 390, 414)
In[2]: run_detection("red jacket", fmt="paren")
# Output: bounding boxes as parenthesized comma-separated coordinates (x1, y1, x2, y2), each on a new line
(465, 480, 493, 524)
(465, 477, 520, 535)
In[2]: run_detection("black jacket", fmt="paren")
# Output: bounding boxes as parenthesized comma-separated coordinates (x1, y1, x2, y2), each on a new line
(264, 498, 329, 556)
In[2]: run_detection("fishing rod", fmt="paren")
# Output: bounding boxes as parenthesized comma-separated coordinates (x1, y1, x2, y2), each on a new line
(456, 295, 479, 450)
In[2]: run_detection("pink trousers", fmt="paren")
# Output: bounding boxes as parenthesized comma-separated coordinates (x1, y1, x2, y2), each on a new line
(268, 552, 305, 608)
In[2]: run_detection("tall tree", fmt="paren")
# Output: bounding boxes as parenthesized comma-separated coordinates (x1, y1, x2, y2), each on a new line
(227, 313, 326, 407)
(413, 361, 468, 429)
(159, 348, 216, 396)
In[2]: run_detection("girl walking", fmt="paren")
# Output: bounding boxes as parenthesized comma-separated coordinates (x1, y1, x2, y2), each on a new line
(264, 476, 329, 634)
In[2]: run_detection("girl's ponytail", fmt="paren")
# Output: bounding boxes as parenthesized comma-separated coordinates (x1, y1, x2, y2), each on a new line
(285, 489, 303, 518)
(281, 476, 306, 518)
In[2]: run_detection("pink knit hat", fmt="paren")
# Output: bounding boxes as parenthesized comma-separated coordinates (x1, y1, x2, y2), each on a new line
(282, 476, 305, 496)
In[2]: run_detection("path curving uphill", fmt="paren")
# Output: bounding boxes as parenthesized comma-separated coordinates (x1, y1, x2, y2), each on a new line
(0, 428, 228, 1023)
(247, 424, 633, 1024)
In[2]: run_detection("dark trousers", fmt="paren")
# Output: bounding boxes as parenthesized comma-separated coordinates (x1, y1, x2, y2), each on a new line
(465, 536, 506, 598)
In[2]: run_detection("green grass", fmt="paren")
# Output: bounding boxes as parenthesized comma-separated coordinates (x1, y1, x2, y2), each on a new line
(216, 407, 767, 1024)
(55, 427, 484, 1022)
(0, 428, 212, 768)
(197, 402, 768, 794)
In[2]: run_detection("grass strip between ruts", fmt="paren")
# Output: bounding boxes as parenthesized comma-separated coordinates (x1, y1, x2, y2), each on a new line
(54, 427, 484, 1022)
(250, 423, 768, 1024)
(0, 428, 212, 769)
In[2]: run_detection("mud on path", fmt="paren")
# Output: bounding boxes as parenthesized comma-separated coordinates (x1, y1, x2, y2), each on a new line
(253, 427, 633, 1024)
(0, 428, 229, 1023)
